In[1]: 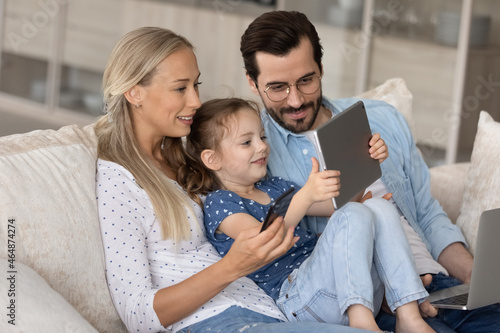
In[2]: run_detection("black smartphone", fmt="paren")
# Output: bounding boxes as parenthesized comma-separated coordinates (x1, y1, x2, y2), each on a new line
(260, 187, 296, 232)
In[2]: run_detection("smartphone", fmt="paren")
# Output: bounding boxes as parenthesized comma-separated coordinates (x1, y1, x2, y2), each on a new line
(260, 187, 296, 232)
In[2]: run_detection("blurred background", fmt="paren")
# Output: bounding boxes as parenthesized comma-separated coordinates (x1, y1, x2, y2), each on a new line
(0, 0, 499, 167)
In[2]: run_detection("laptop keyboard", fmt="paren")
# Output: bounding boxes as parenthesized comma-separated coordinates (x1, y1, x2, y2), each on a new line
(432, 293, 469, 305)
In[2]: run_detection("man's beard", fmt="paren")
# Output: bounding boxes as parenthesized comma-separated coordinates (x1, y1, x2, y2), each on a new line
(265, 94, 323, 134)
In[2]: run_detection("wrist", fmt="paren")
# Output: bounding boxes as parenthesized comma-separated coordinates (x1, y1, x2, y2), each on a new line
(296, 188, 314, 207)
(215, 254, 245, 283)
(438, 242, 473, 283)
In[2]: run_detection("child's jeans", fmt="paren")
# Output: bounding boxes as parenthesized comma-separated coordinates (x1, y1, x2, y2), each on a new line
(276, 199, 428, 325)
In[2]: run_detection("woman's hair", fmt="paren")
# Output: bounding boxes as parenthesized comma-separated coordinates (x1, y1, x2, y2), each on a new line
(94, 26, 194, 241)
(240, 11, 323, 83)
(179, 98, 261, 204)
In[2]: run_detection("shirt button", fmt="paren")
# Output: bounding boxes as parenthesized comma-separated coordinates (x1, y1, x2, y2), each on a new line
(302, 149, 308, 155)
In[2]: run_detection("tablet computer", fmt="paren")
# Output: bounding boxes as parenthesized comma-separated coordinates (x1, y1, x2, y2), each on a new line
(260, 187, 295, 232)
(305, 101, 381, 209)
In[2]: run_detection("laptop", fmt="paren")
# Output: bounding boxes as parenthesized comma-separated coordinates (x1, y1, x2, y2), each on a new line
(427, 207, 500, 310)
(305, 100, 381, 209)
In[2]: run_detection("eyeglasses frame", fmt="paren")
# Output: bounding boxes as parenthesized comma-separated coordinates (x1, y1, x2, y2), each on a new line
(256, 75, 322, 102)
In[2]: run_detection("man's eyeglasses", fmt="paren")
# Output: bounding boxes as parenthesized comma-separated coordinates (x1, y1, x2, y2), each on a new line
(261, 76, 322, 102)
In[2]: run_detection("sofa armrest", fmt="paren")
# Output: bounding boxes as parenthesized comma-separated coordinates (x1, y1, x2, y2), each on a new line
(429, 162, 470, 223)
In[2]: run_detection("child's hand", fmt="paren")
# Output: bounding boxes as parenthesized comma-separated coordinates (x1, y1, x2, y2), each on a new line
(369, 133, 388, 163)
(285, 158, 337, 223)
(302, 157, 340, 204)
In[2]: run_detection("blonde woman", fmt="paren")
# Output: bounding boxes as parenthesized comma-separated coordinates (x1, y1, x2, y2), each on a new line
(95, 27, 369, 333)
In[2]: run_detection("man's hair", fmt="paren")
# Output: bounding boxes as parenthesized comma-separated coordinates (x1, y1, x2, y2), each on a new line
(240, 11, 323, 83)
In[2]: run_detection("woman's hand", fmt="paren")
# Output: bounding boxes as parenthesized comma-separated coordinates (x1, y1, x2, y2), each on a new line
(369, 133, 389, 163)
(220, 217, 298, 279)
(153, 218, 297, 328)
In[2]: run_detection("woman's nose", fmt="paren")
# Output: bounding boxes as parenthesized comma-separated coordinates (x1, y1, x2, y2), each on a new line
(189, 89, 202, 109)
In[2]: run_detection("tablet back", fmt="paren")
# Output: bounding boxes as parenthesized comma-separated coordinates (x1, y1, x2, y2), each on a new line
(306, 101, 381, 209)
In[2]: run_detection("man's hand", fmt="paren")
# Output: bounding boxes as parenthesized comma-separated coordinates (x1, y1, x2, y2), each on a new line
(369, 133, 388, 163)
(419, 274, 438, 318)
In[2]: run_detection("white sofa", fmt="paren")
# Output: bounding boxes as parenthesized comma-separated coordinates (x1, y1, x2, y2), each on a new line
(1, 78, 499, 332)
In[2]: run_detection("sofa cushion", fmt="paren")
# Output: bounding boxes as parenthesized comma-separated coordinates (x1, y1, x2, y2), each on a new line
(0, 258, 98, 332)
(456, 111, 500, 255)
(429, 162, 470, 224)
(0, 124, 126, 333)
(359, 77, 416, 138)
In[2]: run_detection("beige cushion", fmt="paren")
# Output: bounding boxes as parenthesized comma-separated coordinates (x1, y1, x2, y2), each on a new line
(359, 77, 416, 138)
(0, 124, 126, 333)
(430, 162, 470, 224)
(0, 258, 98, 332)
(456, 111, 500, 255)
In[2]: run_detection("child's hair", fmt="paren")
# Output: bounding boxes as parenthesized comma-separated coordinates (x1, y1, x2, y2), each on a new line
(179, 98, 261, 204)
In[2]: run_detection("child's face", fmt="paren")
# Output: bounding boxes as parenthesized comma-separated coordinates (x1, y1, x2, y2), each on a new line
(215, 108, 270, 188)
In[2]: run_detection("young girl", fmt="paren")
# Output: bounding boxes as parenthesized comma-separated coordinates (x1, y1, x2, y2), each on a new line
(180, 98, 434, 332)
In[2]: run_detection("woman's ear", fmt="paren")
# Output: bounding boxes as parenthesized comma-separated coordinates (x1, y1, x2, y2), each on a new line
(246, 74, 259, 96)
(124, 85, 144, 107)
(200, 149, 222, 171)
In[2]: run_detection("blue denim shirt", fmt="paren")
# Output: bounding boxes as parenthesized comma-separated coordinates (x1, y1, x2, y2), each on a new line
(261, 96, 467, 261)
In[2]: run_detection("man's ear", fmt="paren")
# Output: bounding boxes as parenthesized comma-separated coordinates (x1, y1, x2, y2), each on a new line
(200, 149, 222, 171)
(124, 85, 144, 107)
(246, 74, 260, 96)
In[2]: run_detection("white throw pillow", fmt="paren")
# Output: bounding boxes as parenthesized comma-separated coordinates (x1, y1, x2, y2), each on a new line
(358, 77, 416, 138)
(0, 258, 98, 333)
(430, 162, 470, 223)
(456, 111, 500, 255)
(0, 125, 126, 332)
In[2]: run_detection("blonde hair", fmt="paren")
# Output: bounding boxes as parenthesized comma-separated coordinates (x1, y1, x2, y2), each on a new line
(179, 98, 261, 205)
(95, 27, 194, 241)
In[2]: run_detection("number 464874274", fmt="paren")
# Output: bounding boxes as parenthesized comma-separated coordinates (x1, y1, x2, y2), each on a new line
(7, 219, 16, 270)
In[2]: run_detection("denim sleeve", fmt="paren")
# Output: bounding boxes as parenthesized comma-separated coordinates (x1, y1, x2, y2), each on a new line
(397, 111, 467, 259)
(365, 100, 467, 260)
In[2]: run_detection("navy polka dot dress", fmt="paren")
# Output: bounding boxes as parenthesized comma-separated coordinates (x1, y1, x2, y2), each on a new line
(204, 177, 318, 299)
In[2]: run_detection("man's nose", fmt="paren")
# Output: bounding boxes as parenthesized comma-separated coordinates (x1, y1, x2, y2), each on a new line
(286, 85, 305, 108)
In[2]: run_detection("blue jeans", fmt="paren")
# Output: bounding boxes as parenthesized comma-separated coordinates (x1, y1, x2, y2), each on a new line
(176, 305, 370, 332)
(276, 199, 427, 325)
(376, 273, 500, 332)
